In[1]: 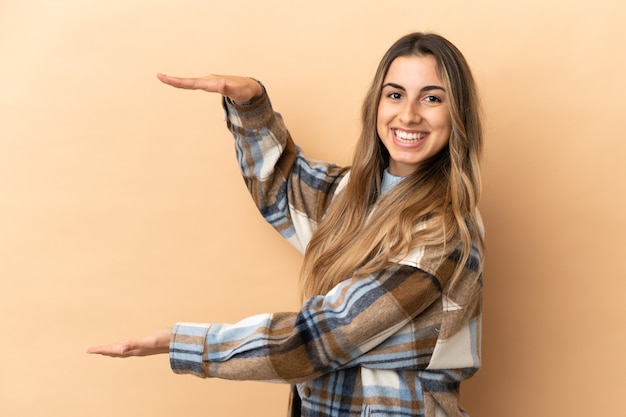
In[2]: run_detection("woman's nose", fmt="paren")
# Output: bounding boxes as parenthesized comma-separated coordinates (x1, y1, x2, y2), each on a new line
(398, 102, 421, 124)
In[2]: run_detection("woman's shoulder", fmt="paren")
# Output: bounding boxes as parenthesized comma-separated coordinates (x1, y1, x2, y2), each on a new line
(395, 214, 483, 277)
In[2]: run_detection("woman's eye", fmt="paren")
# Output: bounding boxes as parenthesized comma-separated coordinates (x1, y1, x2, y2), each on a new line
(387, 92, 402, 100)
(424, 95, 442, 103)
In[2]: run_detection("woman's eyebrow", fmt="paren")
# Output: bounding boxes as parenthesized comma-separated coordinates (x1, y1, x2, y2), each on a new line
(422, 85, 446, 93)
(382, 82, 406, 91)
(382, 82, 446, 93)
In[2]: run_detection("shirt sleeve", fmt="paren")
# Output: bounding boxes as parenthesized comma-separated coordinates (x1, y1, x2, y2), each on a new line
(169, 239, 482, 383)
(223, 86, 350, 253)
(170, 263, 441, 383)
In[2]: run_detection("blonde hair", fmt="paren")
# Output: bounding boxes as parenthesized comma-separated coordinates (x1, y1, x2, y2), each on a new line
(300, 32, 484, 299)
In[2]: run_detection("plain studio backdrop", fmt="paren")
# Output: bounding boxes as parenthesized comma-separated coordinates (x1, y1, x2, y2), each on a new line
(1, 1, 625, 416)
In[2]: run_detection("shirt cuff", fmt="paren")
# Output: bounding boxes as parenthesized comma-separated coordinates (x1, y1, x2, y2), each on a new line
(221, 82, 274, 130)
(170, 322, 211, 378)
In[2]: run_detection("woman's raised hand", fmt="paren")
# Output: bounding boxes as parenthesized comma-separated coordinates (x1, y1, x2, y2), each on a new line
(157, 73, 263, 104)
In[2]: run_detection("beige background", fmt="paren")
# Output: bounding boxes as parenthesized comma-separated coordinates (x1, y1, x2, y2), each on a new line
(1, 1, 625, 416)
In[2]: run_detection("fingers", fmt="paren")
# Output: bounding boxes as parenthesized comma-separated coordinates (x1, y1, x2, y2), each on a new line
(87, 341, 134, 357)
(156, 73, 231, 94)
(156, 73, 262, 104)
(87, 328, 172, 358)
(156, 73, 212, 91)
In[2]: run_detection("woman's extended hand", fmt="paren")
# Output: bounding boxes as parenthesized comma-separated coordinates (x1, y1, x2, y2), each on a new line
(157, 73, 263, 104)
(87, 327, 172, 358)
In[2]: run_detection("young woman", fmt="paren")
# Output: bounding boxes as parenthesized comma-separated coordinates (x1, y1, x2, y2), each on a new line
(88, 32, 485, 417)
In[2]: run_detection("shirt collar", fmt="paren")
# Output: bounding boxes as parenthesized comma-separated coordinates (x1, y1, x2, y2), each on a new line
(381, 169, 406, 195)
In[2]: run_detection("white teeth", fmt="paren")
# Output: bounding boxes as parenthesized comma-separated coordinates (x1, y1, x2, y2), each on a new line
(394, 130, 426, 141)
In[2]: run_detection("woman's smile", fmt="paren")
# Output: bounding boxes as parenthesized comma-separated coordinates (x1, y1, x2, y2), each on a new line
(393, 128, 428, 145)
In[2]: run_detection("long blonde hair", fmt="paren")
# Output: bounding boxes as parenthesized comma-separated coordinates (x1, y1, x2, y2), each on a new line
(300, 32, 484, 299)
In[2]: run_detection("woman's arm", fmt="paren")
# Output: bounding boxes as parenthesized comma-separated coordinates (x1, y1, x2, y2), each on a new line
(223, 87, 349, 252)
(88, 263, 442, 381)
(161, 72, 349, 251)
(88, 240, 482, 381)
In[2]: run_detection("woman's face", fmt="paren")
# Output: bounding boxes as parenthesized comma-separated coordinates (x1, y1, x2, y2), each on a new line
(376, 55, 452, 177)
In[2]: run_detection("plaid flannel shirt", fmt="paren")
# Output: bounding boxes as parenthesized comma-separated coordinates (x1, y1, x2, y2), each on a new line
(170, 86, 483, 417)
